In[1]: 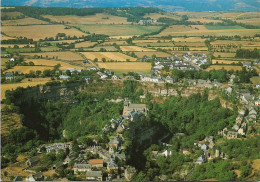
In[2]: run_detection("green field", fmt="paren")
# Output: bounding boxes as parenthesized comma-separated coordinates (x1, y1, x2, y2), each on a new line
(205, 25, 246, 30)
(136, 42, 174, 47)
(112, 69, 151, 76)
(250, 76, 260, 84)
(40, 46, 61, 52)
(72, 24, 162, 36)
(2, 48, 35, 53)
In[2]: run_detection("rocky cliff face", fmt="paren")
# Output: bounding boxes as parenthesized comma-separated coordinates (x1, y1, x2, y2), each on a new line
(17, 83, 87, 104)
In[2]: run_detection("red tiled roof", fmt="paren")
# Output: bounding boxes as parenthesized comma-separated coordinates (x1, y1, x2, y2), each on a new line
(88, 159, 103, 165)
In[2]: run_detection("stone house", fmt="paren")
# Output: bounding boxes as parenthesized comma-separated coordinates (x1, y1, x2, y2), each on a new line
(73, 163, 92, 172)
(59, 75, 70, 80)
(88, 159, 104, 168)
(182, 149, 191, 155)
(112, 74, 121, 80)
(86, 171, 102, 181)
(124, 166, 136, 181)
(5, 72, 14, 80)
(226, 131, 238, 139)
(52, 161, 64, 170)
(107, 161, 118, 172)
(123, 102, 147, 116)
(160, 149, 172, 157)
(26, 172, 44, 181)
(195, 156, 207, 165)
(26, 156, 39, 167)
(13, 176, 23, 181)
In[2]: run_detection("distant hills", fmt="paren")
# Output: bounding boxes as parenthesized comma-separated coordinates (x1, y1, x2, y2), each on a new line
(2, 0, 260, 12)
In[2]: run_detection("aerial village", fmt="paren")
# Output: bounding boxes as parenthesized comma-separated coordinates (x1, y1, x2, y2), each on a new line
(10, 50, 258, 181)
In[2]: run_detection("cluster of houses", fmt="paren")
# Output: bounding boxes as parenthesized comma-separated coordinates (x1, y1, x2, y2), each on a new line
(23, 136, 134, 181)
(96, 71, 121, 80)
(38, 143, 71, 153)
(103, 100, 148, 134)
(193, 136, 228, 165)
(145, 52, 207, 78)
(148, 134, 227, 171)
(218, 92, 258, 139)
(138, 19, 157, 25)
(183, 53, 207, 66)
(23, 100, 148, 181)
(243, 62, 253, 71)
(150, 56, 197, 75)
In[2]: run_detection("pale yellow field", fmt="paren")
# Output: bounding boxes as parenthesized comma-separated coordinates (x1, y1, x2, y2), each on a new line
(191, 25, 209, 30)
(134, 51, 171, 58)
(74, 24, 162, 36)
(100, 40, 127, 45)
(172, 37, 207, 42)
(206, 65, 242, 71)
(213, 12, 243, 19)
(1, 34, 15, 40)
(161, 25, 195, 33)
(86, 46, 118, 51)
(4, 66, 54, 74)
(1, 7, 15, 9)
(80, 52, 136, 61)
(242, 45, 260, 50)
(75, 41, 97, 48)
(21, 51, 83, 61)
(212, 59, 242, 64)
(250, 76, 260, 84)
(188, 18, 222, 23)
(1, 111, 22, 136)
(236, 18, 260, 25)
(174, 42, 206, 47)
(236, 12, 260, 19)
(189, 47, 208, 51)
(1, 78, 51, 100)
(1, 11, 23, 18)
(46, 39, 84, 44)
(1, 58, 10, 65)
(97, 62, 151, 72)
(120, 46, 156, 52)
(1, 25, 87, 41)
(213, 52, 236, 58)
(158, 25, 260, 36)
(133, 39, 172, 43)
(211, 40, 260, 46)
(1, 44, 35, 48)
(44, 13, 130, 24)
(109, 36, 133, 39)
(176, 12, 221, 18)
(153, 47, 173, 51)
(143, 13, 181, 20)
(25, 59, 85, 70)
(2, 17, 49, 26)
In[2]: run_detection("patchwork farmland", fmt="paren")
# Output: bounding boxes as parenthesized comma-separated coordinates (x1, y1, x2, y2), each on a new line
(72, 24, 162, 36)
(24, 59, 85, 70)
(206, 65, 242, 71)
(97, 62, 152, 73)
(120, 46, 155, 52)
(21, 52, 84, 61)
(80, 52, 136, 61)
(1, 25, 87, 40)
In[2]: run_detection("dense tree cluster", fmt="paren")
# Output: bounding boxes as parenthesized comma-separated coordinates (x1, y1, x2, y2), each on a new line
(171, 68, 258, 83)
(235, 48, 260, 59)
(149, 93, 234, 140)
(6, 6, 161, 23)
(1, 37, 34, 44)
(190, 160, 237, 181)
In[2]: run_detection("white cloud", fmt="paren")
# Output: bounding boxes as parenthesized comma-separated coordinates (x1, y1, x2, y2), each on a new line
(39, 0, 69, 6)
(25, 0, 38, 6)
